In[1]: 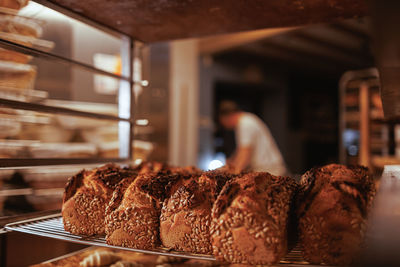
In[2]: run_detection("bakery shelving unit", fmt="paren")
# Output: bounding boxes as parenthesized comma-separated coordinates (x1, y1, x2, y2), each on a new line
(0, 1, 137, 265)
(339, 68, 400, 175)
(0, 0, 140, 234)
(0, 9, 135, 168)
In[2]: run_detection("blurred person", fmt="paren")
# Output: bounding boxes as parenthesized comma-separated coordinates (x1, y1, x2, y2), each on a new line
(218, 100, 287, 175)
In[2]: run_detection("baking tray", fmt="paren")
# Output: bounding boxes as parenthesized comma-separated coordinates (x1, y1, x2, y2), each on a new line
(5, 213, 314, 265)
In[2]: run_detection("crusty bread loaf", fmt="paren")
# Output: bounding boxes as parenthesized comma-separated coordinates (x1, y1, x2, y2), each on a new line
(79, 250, 120, 267)
(0, 0, 29, 10)
(297, 164, 376, 265)
(62, 164, 136, 236)
(210, 172, 297, 265)
(160, 170, 234, 254)
(105, 171, 193, 249)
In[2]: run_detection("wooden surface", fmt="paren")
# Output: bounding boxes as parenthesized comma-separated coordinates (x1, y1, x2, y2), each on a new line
(359, 165, 400, 266)
(359, 82, 370, 168)
(370, 1, 400, 121)
(48, 0, 368, 42)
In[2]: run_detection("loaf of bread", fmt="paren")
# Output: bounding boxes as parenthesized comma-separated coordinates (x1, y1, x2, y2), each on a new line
(0, 48, 31, 63)
(79, 250, 120, 267)
(210, 172, 297, 265)
(0, 0, 29, 10)
(160, 170, 234, 254)
(297, 164, 375, 265)
(62, 163, 136, 236)
(105, 171, 193, 249)
(110, 261, 143, 267)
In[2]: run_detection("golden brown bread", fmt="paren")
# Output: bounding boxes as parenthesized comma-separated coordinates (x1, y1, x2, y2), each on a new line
(0, 48, 31, 63)
(210, 172, 297, 265)
(160, 170, 234, 254)
(105, 171, 193, 249)
(79, 250, 120, 267)
(0, 0, 29, 10)
(62, 163, 136, 236)
(297, 164, 376, 265)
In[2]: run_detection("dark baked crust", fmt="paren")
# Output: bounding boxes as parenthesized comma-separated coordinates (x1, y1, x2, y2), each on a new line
(105, 171, 190, 249)
(297, 164, 376, 265)
(169, 166, 202, 176)
(63, 170, 85, 204)
(62, 164, 136, 236)
(160, 170, 235, 254)
(210, 172, 297, 265)
(137, 161, 168, 174)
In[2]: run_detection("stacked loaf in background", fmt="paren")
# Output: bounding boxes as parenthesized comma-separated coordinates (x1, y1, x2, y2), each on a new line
(62, 162, 376, 265)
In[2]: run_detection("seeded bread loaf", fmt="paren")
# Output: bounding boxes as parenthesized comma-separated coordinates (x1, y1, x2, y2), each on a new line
(105, 171, 193, 249)
(210, 172, 297, 265)
(62, 164, 136, 236)
(297, 164, 375, 265)
(160, 171, 235, 254)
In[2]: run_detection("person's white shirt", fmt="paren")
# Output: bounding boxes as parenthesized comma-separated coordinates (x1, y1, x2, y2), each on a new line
(235, 112, 287, 175)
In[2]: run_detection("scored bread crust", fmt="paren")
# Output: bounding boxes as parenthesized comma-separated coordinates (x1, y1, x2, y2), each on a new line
(160, 180, 212, 254)
(160, 170, 235, 254)
(297, 164, 376, 265)
(62, 163, 136, 236)
(210, 172, 297, 265)
(105, 171, 193, 249)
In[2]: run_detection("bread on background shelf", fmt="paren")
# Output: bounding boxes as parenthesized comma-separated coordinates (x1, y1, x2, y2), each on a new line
(0, 0, 29, 10)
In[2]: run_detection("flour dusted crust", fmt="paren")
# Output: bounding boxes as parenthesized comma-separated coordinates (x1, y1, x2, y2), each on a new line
(297, 164, 376, 265)
(210, 172, 297, 265)
(105, 171, 191, 249)
(160, 170, 235, 254)
(62, 164, 136, 236)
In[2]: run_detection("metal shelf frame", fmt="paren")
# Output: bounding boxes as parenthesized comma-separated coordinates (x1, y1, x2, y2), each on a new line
(0, 158, 129, 168)
(4, 214, 216, 261)
(0, 98, 131, 122)
(0, 0, 135, 167)
(4, 213, 317, 265)
(0, 38, 131, 82)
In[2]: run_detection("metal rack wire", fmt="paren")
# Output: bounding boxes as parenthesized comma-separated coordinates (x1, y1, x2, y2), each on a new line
(4, 213, 315, 265)
(5, 213, 216, 261)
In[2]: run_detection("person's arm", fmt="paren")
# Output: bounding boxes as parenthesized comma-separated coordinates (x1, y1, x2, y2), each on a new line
(231, 146, 252, 173)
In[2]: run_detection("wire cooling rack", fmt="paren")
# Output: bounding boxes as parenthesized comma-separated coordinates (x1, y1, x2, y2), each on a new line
(5, 213, 314, 265)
